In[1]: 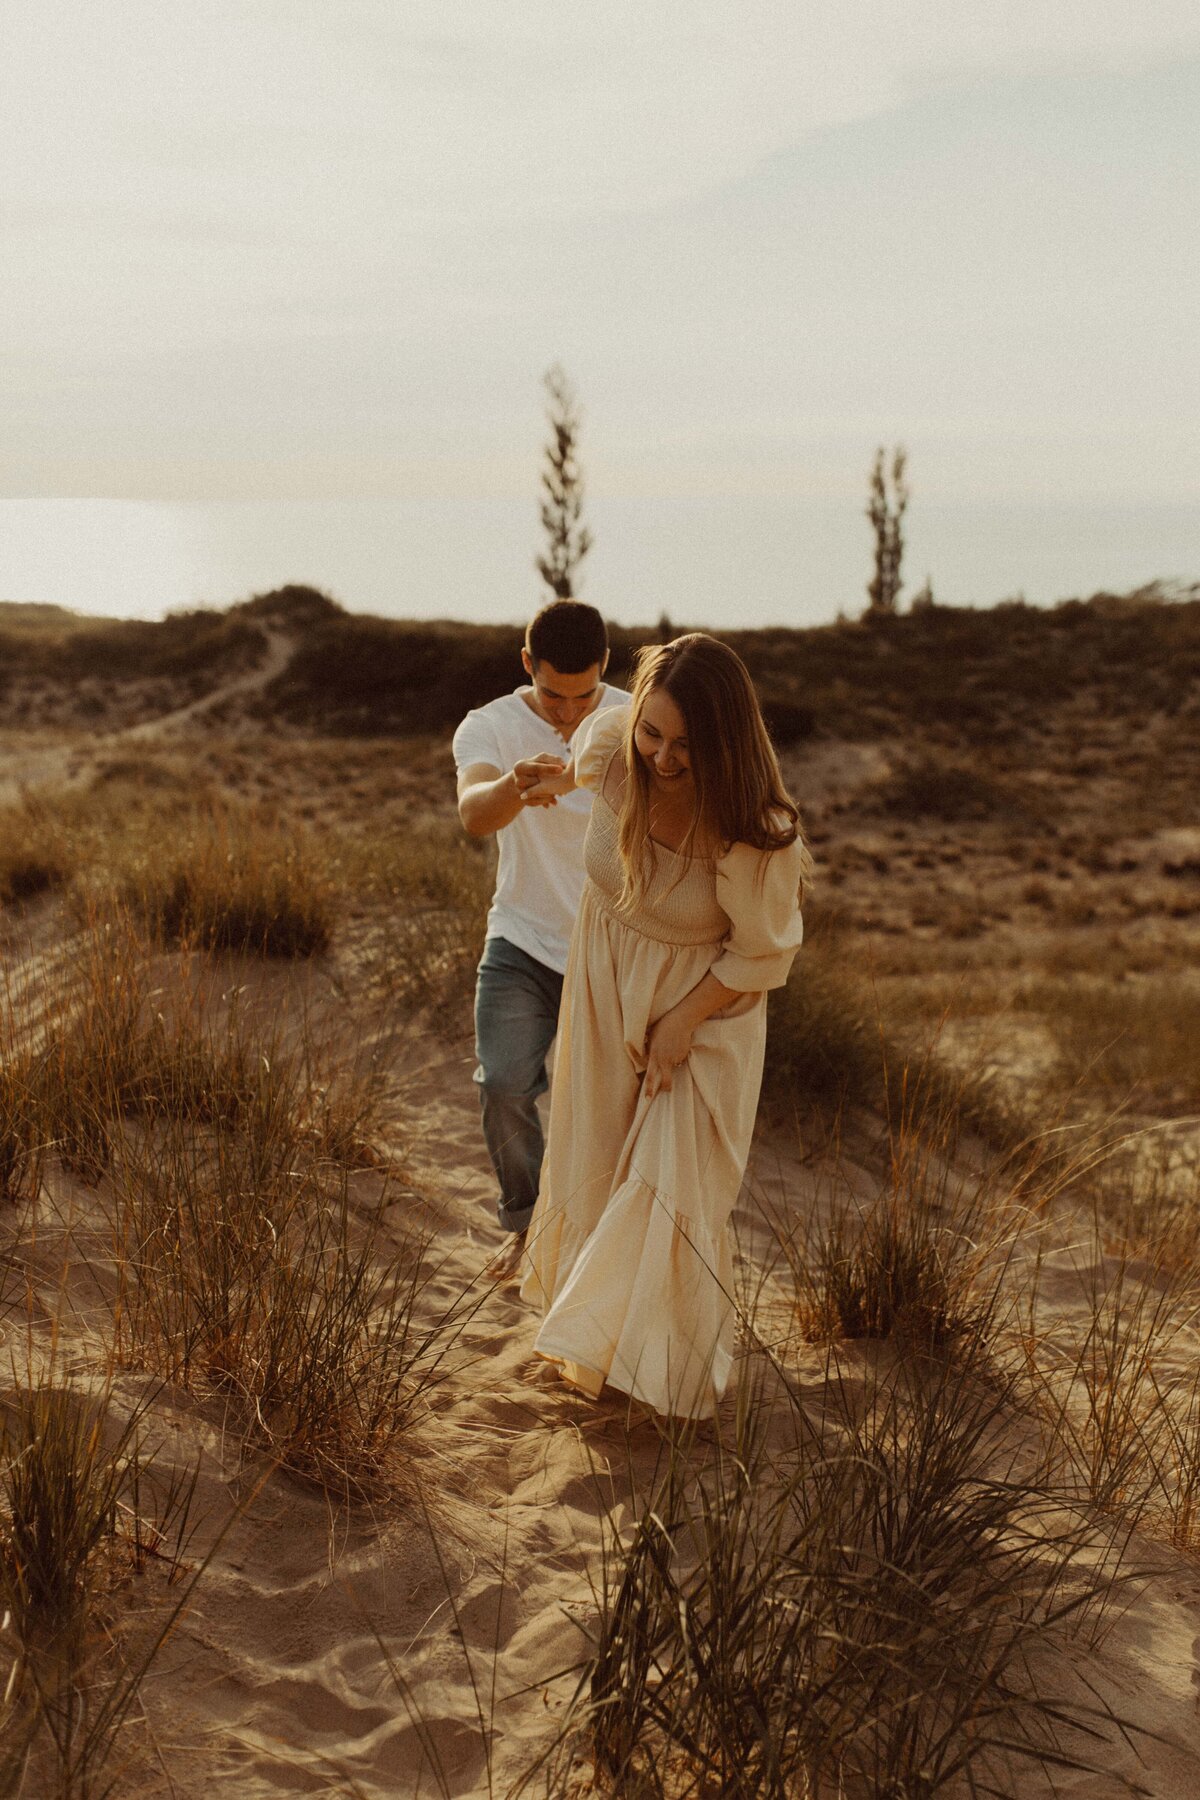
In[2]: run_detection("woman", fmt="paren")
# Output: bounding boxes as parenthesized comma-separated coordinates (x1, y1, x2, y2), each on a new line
(517, 633, 809, 1420)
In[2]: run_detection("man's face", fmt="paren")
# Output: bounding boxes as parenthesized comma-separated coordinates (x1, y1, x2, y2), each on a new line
(522, 650, 606, 733)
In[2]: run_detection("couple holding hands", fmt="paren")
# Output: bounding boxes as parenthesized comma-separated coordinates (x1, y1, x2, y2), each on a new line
(454, 601, 807, 1421)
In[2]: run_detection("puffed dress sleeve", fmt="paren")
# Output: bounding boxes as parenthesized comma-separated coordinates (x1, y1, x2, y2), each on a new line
(711, 834, 806, 992)
(572, 705, 629, 793)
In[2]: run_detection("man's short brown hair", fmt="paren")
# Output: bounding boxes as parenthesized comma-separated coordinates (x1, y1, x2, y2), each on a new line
(526, 600, 608, 673)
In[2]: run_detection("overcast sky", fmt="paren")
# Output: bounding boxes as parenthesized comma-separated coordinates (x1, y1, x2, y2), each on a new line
(1, 4, 1198, 618)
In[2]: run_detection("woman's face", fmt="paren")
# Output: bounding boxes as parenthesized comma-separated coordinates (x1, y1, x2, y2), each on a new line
(634, 687, 692, 794)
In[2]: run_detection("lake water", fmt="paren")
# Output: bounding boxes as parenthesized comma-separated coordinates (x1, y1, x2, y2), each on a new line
(0, 497, 1196, 627)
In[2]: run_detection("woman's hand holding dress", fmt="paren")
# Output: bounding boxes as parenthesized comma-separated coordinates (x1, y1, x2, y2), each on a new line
(644, 1008, 695, 1098)
(644, 969, 739, 1098)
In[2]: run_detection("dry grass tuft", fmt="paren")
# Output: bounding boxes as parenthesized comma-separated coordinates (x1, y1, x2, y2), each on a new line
(27, 928, 274, 1182)
(3, 918, 387, 1187)
(104, 1116, 463, 1497)
(120, 808, 332, 958)
(1018, 976, 1200, 1107)
(0, 774, 333, 959)
(544, 1355, 1127, 1800)
(339, 820, 492, 1007)
(777, 1089, 1037, 1358)
(0, 1364, 202, 1797)
(795, 1193, 982, 1351)
(0, 794, 70, 907)
(1021, 1236, 1200, 1548)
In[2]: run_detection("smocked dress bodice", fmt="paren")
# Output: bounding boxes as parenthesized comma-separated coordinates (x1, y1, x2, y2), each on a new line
(583, 793, 727, 949)
(574, 705, 805, 990)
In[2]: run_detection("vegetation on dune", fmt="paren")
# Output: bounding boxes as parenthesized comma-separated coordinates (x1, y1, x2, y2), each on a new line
(0, 1359, 207, 1797)
(2, 578, 1199, 1791)
(335, 818, 494, 1007)
(872, 753, 1049, 826)
(1018, 974, 1200, 1108)
(2, 921, 450, 1500)
(3, 922, 380, 1183)
(4, 580, 1199, 749)
(233, 582, 344, 626)
(0, 797, 69, 905)
(0, 605, 265, 687)
(122, 809, 332, 957)
(538, 1352, 1131, 1800)
(106, 1128, 466, 1498)
(762, 907, 1021, 1149)
(763, 910, 886, 1120)
(260, 581, 1200, 742)
(730, 583, 1200, 744)
(2, 767, 335, 962)
(785, 1154, 1004, 1355)
(263, 615, 525, 734)
(0, 601, 109, 633)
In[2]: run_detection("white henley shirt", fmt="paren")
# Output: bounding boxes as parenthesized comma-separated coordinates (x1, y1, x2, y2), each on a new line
(452, 684, 631, 975)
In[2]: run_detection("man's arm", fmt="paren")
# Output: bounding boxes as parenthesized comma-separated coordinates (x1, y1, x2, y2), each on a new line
(457, 758, 564, 838)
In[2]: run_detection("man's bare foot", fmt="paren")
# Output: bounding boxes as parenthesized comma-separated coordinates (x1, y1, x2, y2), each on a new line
(486, 1232, 527, 1282)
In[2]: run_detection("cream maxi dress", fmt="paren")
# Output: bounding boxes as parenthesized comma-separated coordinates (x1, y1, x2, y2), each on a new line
(520, 706, 805, 1419)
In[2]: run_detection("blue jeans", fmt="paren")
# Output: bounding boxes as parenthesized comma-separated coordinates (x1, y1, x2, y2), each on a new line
(473, 937, 564, 1234)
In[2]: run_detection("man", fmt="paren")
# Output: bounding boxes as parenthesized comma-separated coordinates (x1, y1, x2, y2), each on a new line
(453, 599, 630, 1262)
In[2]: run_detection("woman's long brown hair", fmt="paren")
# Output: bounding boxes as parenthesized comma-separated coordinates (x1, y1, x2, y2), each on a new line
(615, 634, 810, 907)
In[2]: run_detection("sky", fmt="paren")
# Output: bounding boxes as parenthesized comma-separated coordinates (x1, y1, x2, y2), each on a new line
(2, 4, 1198, 623)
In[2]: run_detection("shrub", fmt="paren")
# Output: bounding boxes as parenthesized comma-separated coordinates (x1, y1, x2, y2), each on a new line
(760, 698, 815, 745)
(875, 755, 1043, 825)
(234, 583, 344, 626)
(265, 617, 523, 734)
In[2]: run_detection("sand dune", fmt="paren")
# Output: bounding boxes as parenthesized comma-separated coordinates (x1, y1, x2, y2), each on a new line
(3, 607, 1200, 1794)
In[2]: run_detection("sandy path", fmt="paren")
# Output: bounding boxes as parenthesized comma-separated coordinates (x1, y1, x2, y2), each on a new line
(132, 1043, 673, 1797)
(0, 624, 293, 805)
(117, 623, 294, 745)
